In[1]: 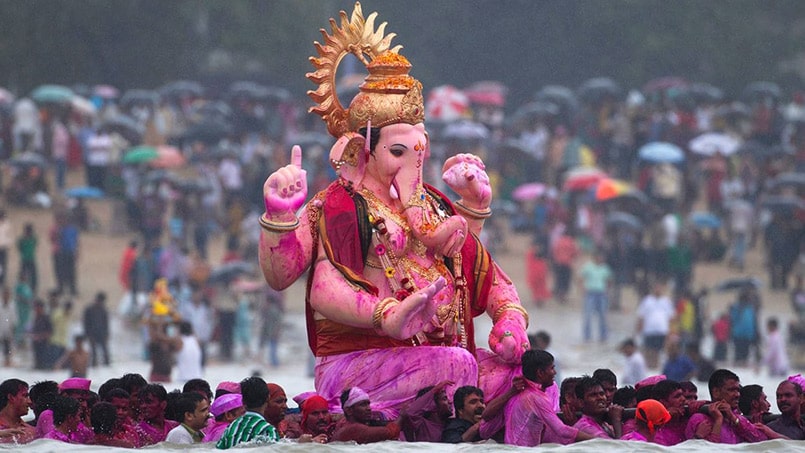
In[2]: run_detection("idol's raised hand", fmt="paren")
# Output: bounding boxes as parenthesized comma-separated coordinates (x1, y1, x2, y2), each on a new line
(263, 145, 308, 218)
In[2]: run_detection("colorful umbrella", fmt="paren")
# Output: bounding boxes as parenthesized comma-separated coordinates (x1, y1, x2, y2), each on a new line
(689, 211, 722, 229)
(64, 186, 104, 199)
(426, 85, 469, 122)
(511, 182, 546, 202)
(594, 178, 637, 202)
(122, 146, 159, 164)
(150, 146, 186, 169)
(562, 166, 607, 191)
(638, 142, 685, 163)
(464, 81, 507, 107)
(70, 96, 97, 117)
(0, 87, 15, 105)
(714, 277, 762, 292)
(689, 132, 741, 156)
(93, 84, 120, 99)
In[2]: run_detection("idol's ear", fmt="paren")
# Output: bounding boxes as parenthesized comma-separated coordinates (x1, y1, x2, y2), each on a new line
(330, 132, 366, 184)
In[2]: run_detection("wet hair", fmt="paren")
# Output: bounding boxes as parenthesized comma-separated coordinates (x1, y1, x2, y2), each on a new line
(178, 321, 194, 337)
(120, 373, 147, 396)
(522, 349, 554, 382)
(29, 380, 59, 411)
(140, 383, 168, 402)
(339, 388, 352, 408)
(679, 380, 698, 395)
(453, 385, 483, 416)
(592, 369, 617, 387)
(575, 376, 602, 400)
(560, 377, 581, 405)
(613, 386, 636, 408)
(0, 379, 28, 410)
(738, 384, 764, 416)
(33, 391, 59, 418)
(97, 378, 123, 401)
(416, 386, 435, 399)
(183, 378, 212, 401)
(708, 369, 739, 395)
(635, 384, 655, 403)
(358, 126, 382, 155)
(175, 392, 205, 423)
(102, 388, 130, 403)
(165, 389, 184, 422)
(240, 376, 269, 410)
(91, 402, 117, 435)
(652, 380, 682, 402)
(51, 395, 80, 425)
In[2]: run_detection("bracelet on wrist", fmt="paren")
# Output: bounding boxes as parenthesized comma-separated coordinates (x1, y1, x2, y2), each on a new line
(258, 213, 300, 232)
(372, 297, 399, 331)
(454, 200, 492, 219)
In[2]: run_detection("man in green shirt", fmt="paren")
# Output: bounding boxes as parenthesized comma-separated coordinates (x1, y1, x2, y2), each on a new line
(216, 376, 279, 449)
(578, 251, 613, 343)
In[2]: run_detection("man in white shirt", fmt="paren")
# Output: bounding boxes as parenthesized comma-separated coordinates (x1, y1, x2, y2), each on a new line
(636, 282, 676, 369)
(166, 392, 209, 444)
(619, 338, 647, 387)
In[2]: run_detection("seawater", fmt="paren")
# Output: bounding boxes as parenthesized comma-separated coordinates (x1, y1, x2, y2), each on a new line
(6, 438, 805, 452)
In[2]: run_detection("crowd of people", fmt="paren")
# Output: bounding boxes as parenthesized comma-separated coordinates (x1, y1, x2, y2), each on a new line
(1, 352, 805, 447)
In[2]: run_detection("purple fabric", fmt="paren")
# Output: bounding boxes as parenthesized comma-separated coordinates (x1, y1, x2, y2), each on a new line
(503, 380, 578, 446)
(35, 409, 55, 438)
(574, 414, 614, 439)
(400, 387, 445, 442)
(137, 419, 179, 445)
(685, 411, 768, 444)
(654, 419, 687, 446)
(203, 420, 230, 443)
(621, 430, 648, 441)
(315, 346, 477, 419)
(43, 429, 71, 442)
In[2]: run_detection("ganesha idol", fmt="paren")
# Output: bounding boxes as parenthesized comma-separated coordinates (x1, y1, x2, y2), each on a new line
(258, 3, 530, 416)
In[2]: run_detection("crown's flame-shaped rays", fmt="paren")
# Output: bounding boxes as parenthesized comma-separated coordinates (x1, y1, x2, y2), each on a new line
(306, 2, 401, 137)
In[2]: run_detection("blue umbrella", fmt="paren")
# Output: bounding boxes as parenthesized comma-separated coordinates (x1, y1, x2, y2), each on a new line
(689, 211, 722, 229)
(64, 186, 104, 199)
(638, 142, 685, 163)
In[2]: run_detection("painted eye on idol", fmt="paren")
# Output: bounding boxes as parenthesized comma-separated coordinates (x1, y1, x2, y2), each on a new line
(389, 146, 405, 157)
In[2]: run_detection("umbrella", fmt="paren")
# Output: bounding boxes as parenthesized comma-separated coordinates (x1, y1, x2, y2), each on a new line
(689, 211, 722, 229)
(8, 151, 47, 168)
(173, 177, 212, 193)
(159, 80, 204, 99)
(93, 84, 120, 100)
(150, 146, 186, 169)
(64, 186, 104, 199)
(761, 195, 805, 212)
(99, 115, 144, 144)
(742, 81, 782, 102)
(511, 102, 559, 123)
(464, 81, 507, 107)
(562, 166, 607, 191)
(0, 87, 15, 105)
(262, 86, 293, 103)
(605, 211, 643, 231)
(70, 96, 97, 117)
(231, 279, 266, 293)
(689, 132, 741, 156)
(535, 85, 577, 110)
(30, 84, 74, 104)
(769, 172, 805, 190)
(182, 120, 232, 144)
(120, 89, 159, 108)
(227, 81, 269, 100)
(643, 76, 688, 94)
(195, 101, 233, 121)
(209, 261, 254, 284)
(713, 276, 762, 292)
(122, 145, 159, 164)
(511, 182, 546, 202)
(689, 83, 724, 103)
(426, 85, 469, 122)
(638, 142, 685, 163)
(142, 169, 177, 185)
(441, 120, 489, 141)
(577, 77, 621, 103)
(594, 178, 640, 202)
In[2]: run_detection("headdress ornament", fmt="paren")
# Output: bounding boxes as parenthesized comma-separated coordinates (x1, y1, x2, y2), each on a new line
(307, 2, 425, 143)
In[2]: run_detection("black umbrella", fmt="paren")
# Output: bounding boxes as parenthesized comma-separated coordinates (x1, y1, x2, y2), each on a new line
(688, 83, 724, 103)
(761, 195, 805, 212)
(769, 172, 805, 190)
(511, 101, 560, 124)
(605, 211, 643, 231)
(182, 120, 233, 144)
(99, 115, 144, 145)
(577, 77, 621, 103)
(535, 85, 578, 110)
(195, 101, 233, 122)
(8, 151, 47, 168)
(713, 277, 762, 292)
(159, 80, 204, 100)
(120, 89, 159, 108)
(742, 81, 782, 102)
(208, 261, 254, 284)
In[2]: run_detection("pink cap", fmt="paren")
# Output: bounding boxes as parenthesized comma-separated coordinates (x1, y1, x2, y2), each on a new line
(59, 377, 91, 392)
(635, 375, 666, 390)
(292, 391, 317, 406)
(211, 393, 243, 418)
(215, 381, 241, 394)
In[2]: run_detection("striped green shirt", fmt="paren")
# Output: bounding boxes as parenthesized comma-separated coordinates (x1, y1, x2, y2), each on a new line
(216, 411, 279, 449)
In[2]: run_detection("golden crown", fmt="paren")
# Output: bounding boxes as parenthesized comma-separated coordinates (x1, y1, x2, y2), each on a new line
(307, 2, 425, 138)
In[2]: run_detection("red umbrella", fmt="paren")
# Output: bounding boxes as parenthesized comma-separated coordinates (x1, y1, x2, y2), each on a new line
(426, 85, 469, 122)
(562, 166, 607, 191)
(150, 146, 186, 169)
(512, 182, 546, 202)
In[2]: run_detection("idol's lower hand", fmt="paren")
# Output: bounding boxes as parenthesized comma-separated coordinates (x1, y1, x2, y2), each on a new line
(489, 316, 529, 363)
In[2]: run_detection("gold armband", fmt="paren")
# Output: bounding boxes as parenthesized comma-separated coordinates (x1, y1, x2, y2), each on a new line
(372, 297, 399, 331)
(454, 201, 492, 219)
(258, 213, 300, 232)
(404, 189, 431, 210)
(493, 303, 529, 327)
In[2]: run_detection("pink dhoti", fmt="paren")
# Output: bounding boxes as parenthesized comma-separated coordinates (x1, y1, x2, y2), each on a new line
(315, 346, 477, 418)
